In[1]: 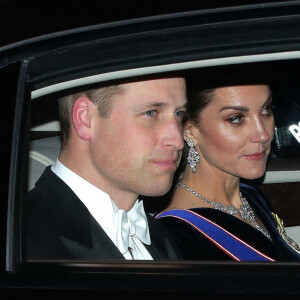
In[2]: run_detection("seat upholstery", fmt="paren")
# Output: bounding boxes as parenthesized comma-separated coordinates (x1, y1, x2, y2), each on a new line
(28, 136, 61, 191)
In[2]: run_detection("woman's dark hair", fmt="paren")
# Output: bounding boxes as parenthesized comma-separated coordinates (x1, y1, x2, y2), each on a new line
(179, 63, 276, 172)
(186, 63, 275, 122)
(186, 88, 215, 125)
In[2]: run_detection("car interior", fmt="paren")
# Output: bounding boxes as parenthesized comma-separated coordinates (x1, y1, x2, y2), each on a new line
(28, 61, 300, 248)
(2, 3, 300, 297)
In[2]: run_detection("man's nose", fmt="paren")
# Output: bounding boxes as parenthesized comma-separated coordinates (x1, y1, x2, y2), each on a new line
(163, 118, 184, 150)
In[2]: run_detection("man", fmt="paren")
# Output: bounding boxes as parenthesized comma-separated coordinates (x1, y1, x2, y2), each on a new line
(25, 76, 186, 260)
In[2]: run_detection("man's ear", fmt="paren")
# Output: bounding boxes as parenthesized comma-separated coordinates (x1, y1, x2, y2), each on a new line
(72, 96, 94, 141)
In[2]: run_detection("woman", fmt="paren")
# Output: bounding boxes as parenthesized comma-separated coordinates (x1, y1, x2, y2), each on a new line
(156, 74, 300, 261)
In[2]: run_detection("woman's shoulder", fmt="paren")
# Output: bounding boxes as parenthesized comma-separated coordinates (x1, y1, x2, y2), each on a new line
(155, 208, 233, 260)
(240, 182, 273, 212)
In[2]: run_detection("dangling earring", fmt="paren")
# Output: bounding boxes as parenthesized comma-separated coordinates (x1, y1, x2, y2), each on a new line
(187, 138, 200, 173)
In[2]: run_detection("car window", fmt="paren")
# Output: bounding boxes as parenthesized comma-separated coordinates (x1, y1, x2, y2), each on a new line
(23, 60, 300, 261)
(3, 4, 300, 295)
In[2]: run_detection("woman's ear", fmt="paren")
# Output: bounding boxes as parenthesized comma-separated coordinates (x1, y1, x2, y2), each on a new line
(183, 121, 197, 143)
(72, 96, 94, 141)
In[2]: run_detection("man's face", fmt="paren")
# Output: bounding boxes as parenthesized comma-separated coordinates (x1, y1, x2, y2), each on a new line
(89, 78, 186, 206)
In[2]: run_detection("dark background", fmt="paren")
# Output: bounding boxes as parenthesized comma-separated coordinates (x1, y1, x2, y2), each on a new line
(0, 0, 290, 47)
(1, 0, 299, 226)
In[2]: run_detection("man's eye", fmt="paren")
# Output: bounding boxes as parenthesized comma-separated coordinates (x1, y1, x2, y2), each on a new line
(175, 110, 186, 118)
(144, 110, 157, 117)
(227, 115, 244, 125)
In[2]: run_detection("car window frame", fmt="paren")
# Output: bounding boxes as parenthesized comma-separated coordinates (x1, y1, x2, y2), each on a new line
(3, 3, 300, 295)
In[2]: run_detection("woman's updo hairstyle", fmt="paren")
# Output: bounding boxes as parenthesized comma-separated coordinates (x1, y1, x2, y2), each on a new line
(186, 63, 274, 124)
(180, 63, 277, 172)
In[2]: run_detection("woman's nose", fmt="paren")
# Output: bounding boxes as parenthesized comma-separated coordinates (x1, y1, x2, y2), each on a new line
(250, 118, 271, 144)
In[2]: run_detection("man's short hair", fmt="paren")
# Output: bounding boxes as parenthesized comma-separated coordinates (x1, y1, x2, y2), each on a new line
(58, 85, 123, 144)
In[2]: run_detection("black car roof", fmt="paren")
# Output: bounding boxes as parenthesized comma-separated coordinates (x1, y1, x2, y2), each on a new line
(2, 1, 300, 99)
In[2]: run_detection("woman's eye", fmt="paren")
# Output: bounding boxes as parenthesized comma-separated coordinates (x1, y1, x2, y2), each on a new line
(227, 115, 244, 125)
(261, 104, 274, 116)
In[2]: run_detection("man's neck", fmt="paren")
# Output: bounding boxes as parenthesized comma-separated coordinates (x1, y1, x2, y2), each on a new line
(58, 155, 138, 212)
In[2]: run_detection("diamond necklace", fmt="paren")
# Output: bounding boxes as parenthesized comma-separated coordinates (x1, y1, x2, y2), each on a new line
(178, 180, 271, 239)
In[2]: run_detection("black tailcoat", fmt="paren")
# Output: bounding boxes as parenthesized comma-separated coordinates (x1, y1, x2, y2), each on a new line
(25, 167, 180, 260)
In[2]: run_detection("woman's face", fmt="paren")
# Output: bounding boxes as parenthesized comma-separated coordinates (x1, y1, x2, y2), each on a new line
(188, 85, 275, 179)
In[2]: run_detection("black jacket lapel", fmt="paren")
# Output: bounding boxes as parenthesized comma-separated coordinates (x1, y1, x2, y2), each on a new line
(60, 216, 124, 260)
(146, 214, 180, 260)
(34, 167, 125, 260)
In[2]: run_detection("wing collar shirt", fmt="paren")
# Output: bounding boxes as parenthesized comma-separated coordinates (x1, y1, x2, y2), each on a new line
(51, 159, 153, 260)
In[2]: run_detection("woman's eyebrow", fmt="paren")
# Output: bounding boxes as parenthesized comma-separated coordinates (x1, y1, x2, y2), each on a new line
(219, 93, 273, 112)
(220, 105, 249, 112)
(262, 93, 273, 106)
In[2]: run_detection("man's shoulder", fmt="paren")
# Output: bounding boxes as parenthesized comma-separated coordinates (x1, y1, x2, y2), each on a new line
(26, 166, 90, 217)
(26, 168, 62, 223)
(25, 166, 81, 231)
(26, 166, 61, 208)
(24, 167, 93, 259)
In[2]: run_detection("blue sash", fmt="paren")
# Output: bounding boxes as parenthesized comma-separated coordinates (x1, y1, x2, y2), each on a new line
(156, 209, 275, 261)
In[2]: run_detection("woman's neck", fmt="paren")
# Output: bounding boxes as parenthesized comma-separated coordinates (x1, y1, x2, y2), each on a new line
(166, 164, 241, 211)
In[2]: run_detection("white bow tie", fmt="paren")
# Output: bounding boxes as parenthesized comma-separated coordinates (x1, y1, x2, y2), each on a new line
(114, 201, 151, 254)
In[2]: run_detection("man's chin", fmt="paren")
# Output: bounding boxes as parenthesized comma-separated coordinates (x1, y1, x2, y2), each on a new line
(141, 183, 173, 197)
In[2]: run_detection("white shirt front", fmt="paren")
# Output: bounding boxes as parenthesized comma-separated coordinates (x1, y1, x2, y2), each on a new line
(51, 159, 153, 260)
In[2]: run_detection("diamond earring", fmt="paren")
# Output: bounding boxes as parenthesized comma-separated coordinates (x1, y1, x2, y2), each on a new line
(187, 139, 200, 173)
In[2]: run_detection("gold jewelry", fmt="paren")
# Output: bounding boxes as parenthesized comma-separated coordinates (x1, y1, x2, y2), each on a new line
(272, 213, 300, 254)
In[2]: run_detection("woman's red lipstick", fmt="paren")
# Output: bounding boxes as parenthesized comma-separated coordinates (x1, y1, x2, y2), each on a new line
(243, 151, 265, 161)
